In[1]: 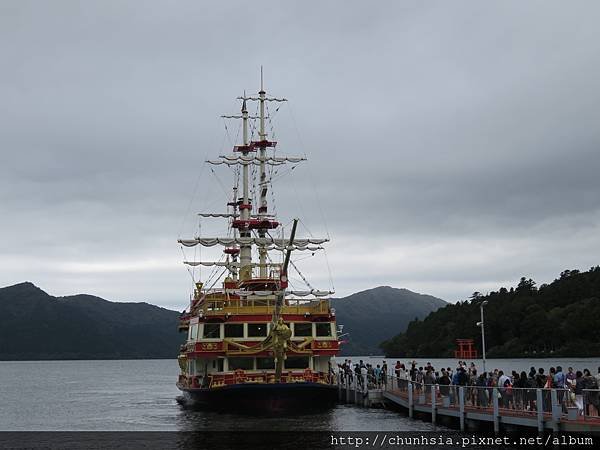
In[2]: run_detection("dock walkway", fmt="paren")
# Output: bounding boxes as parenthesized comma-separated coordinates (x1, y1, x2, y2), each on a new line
(337, 375, 600, 434)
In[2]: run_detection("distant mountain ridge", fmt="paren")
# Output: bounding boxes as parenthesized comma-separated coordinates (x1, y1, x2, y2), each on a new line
(331, 286, 446, 356)
(0, 282, 183, 360)
(0, 282, 445, 360)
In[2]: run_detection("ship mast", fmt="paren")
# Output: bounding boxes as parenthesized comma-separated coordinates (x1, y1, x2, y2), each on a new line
(239, 95, 252, 280)
(179, 74, 336, 296)
(258, 68, 268, 278)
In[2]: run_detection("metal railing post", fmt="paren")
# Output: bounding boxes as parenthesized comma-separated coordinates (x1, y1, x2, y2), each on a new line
(492, 387, 499, 434)
(459, 386, 465, 431)
(431, 384, 437, 425)
(408, 381, 414, 419)
(536, 389, 544, 433)
(550, 389, 559, 432)
(346, 375, 350, 403)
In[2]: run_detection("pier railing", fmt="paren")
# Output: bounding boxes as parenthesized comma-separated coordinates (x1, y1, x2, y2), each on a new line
(335, 372, 385, 408)
(381, 376, 600, 425)
(582, 389, 600, 420)
(335, 373, 600, 432)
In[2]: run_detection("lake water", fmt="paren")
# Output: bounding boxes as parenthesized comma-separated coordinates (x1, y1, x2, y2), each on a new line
(0, 359, 428, 432)
(1, 358, 598, 431)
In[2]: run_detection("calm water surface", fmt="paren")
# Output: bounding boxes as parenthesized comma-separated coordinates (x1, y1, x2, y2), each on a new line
(2, 358, 598, 431)
(0, 360, 431, 431)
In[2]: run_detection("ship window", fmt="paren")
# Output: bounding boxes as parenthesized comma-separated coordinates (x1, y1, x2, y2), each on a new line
(217, 358, 224, 372)
(285, 356, 310, 369)
(189, 324, 198, 341)
(228, 357, 254, 370)
(256, 357, 274, 370)
(203, 323, 221, 338)
(316, 323, 332, 337)
(224, 323, 244, 338)
(248, 323, 268, 337)
(294, 323, 312, 337)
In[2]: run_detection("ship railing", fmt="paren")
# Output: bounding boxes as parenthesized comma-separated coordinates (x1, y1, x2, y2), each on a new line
(382, 377, 590, 422)
(199, 297, 329, 315)
(582, 389, 600, 420)
(206, 370, 330, 388)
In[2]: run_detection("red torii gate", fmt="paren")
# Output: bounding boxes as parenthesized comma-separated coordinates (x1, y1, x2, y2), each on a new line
(454, 339, 478, 359)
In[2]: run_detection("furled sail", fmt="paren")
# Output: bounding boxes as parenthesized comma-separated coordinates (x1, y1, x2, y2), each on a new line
(183, 261, 282, 268)
(178, 237, 328, 250)
(197, 213, 238, 218)
(228, 290, 333, 297)
(207, 155, 306, 166)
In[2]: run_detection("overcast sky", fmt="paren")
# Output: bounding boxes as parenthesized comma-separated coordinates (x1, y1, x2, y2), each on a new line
(2, 1, 600, 310)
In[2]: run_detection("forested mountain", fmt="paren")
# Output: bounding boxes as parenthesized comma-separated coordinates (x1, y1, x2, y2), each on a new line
(380, 267, 600, 358)
(0, 282, 445, 359)
(331, 286, 446, 356)
(0, 282, 184, 360)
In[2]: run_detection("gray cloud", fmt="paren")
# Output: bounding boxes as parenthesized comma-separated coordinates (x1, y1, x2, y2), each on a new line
(1, 0, 600, 309)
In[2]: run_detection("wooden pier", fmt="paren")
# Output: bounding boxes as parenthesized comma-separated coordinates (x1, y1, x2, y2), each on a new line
(337, 375, 600, 434)
(337, 374, 385, 408)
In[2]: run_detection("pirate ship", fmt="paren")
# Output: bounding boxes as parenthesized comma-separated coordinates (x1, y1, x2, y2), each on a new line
(175, 74, 339, 411)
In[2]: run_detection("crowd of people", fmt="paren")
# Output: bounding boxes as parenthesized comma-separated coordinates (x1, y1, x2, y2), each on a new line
(338, 359, 389, 389)
(337, 359, 600, 416)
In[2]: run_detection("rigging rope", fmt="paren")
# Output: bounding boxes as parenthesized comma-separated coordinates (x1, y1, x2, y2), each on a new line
(289, 259, 314, 291)
(286, 103, 331, 241)
(210, 168, 231, 198)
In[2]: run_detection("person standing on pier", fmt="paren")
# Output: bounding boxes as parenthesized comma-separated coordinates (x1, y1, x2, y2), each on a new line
(582, 368, 599, 416)
(360, 364, 368, 390)
(498, 371, 511, 408)
(526, 371, 538, 411)
(355, 364, 362, 388)
(409, 363, 417, 382)
(543, 368, 553, 412)
(476, 372, 489, 408)
(514, 371, 527, 409)
(554, 366, 566, 411)
(574, 370, 584, 414)
(438, 369, 451, 399)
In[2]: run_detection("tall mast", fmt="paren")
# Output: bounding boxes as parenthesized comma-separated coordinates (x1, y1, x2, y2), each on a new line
(188, 77, 296, 284)
(258, 67, 268, 278)
(230, 186, 238, 281)
(239, 96, 252, 280)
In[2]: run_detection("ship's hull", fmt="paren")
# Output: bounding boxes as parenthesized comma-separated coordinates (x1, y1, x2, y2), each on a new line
(177, 382, 337, 413)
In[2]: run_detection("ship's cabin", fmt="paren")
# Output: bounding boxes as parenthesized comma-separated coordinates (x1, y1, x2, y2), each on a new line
(182, 318, 336, 388)
(187, 320, 335, 342)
